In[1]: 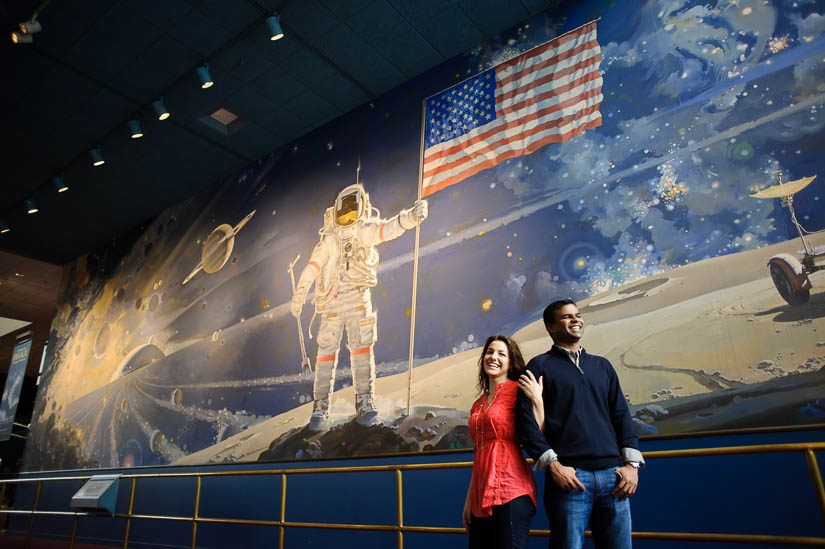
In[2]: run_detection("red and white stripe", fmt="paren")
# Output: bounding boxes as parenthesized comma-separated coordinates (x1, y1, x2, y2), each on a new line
(422, 21, 602, 197)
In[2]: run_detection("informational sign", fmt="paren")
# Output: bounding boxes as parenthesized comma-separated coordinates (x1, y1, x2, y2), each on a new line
(0, 338, 32, 441)
(70, 474, 120, 514)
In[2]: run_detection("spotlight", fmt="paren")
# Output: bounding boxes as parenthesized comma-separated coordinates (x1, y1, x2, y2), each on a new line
(25, 199, 38, 214)
(19, 19, 42, 35)
(10, 31, 32, 44)
(53, 175, 68, 193)
(152, 99, 170, 120)
(90, 147, 105, 166)
(266, 14, 284, 41)
(0, 220, 9, 234)
(197, 64, 213, 89)
(128, 119, 143, 139)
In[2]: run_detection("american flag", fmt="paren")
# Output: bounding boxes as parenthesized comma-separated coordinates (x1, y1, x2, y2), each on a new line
(421, 21, 602, 197)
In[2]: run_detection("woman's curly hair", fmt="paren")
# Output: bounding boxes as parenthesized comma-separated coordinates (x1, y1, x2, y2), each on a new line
(476, 335, 526, 395)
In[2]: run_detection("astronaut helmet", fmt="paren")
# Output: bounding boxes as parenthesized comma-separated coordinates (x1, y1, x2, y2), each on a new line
(334, 184, 371, 227)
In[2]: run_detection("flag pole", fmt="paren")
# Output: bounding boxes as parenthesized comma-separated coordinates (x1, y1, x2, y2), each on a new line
(406, 99, 427, 416)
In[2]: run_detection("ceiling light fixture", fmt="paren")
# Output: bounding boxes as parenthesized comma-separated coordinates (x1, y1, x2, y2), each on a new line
(90, 147, 105, 166)
(10, 31, 33, 44)
(25, 199, 38, 214)
(152, 98, 170, 120)
(128, 118, 143, 139)
(53, 175, 68, 193)
(0, 220, 9, 234)
(266, 14, 284, 41)
(197, 64, 213, 89)
(19, 19, 42, 35)
(11, 15, 41, 44)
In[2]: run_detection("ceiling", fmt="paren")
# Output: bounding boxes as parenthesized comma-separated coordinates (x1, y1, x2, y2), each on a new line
(0, 249, 61, 376)
(0, 0, 559, 378)
(0, 0, 555, 266)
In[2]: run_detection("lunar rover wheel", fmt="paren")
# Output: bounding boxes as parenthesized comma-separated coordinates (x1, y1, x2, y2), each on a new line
(769, 262, 810, 306)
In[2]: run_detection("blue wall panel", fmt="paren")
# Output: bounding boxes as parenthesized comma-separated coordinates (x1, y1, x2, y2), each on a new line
(5, 429, 824, 547)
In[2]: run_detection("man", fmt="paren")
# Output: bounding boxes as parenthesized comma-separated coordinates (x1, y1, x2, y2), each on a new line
(516, 299, 643, 549)
(290, 181, 428, 431)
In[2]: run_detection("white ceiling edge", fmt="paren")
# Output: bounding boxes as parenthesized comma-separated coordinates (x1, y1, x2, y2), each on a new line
(0, 317, 32, 340)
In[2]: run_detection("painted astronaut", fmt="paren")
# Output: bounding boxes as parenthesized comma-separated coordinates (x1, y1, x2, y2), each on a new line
(290, 183, 428, 431)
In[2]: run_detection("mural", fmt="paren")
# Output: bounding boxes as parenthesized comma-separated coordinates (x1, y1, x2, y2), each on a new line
(24, 0, 825, 471)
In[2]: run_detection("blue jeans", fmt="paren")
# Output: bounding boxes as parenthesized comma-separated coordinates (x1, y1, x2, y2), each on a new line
(545, 466, 632, 549)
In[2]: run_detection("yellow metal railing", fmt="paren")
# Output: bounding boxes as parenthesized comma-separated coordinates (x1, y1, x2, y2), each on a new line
(0, 442, 823, 547)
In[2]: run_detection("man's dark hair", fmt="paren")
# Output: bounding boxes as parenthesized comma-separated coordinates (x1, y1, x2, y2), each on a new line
(543, 298, 577, 326)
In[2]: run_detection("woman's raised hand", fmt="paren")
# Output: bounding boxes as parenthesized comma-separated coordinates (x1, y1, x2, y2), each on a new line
(518, 370, 543, 403)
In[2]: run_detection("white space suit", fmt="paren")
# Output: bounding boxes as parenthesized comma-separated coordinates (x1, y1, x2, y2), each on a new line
(291, 184, 428, 431)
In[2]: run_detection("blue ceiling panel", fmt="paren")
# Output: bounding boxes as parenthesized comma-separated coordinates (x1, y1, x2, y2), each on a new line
(74, 89, 137, 138)
(0, 51, 55, 107)
(64, 3, 162, 82)
(104, 129, 155, 170)
(31, 0, 114, 55)
(35, 135, 90, 179)
(522, 0, 554, 14)
(112, 36, 202, 103)
(280, 0, 340, 38)
(211, 38, 274, 86)
(46, 120, 105, 165)
(249, 0, 280, 11)
(313, 25, 403, 96)
(344, 0, 443, 78)
(388, 0, 483, 58)
(319, 0, 379, 19)
(310, 72, 370, 112)
(457, 0, 532, 38)
(257, 106, 311, 141)
(280, 91, 339, 130)
(194, 60, 245, 99)
(258, 36, 335, 84)
(152, 121, 219, 160)
(161, 68, 242, 125)
(197, 0, 261, 37)
(49, 106, 130, 166)
(3, 139, 56, 200)
(136, 0, 195, 33)
(11, 67, 98, 139)
(256, 33, 302, 65)
(278, 47, 341, 95)
(223, 86, 278, 125)
(223, 123, 283, 161)
(169, 8, 233, 57)
(183, 144, 247, 183)
(155, 83, 205, 125)
(252, 69, 308, 106)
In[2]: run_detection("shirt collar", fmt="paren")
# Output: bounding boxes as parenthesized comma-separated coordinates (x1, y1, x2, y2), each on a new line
(551, 345, 584, 371)
(552, 345, 583, 359)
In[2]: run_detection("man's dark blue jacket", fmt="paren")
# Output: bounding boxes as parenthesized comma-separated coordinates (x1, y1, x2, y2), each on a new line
(516, 346, 639, 470)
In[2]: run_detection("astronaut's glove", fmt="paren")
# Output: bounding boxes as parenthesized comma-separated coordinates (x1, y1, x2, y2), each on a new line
(413, 199, 428, 221)
(290, 290, 307, 318)
(400, 200, 429, 229)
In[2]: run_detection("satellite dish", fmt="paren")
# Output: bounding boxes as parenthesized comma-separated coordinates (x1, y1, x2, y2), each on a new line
(750, 175, 816, 199)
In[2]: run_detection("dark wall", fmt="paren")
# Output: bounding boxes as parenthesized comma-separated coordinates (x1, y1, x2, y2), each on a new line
(0, 374, 38, 476)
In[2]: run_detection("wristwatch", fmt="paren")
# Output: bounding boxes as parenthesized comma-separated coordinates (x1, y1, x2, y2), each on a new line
(626, 461, 641, 469)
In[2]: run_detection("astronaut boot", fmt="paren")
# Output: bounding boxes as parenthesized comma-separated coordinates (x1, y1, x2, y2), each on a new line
(355, 393, 379, 426)
(308, 398, 330, 432)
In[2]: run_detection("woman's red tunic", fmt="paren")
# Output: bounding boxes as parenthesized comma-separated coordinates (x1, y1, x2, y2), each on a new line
(468, 380, 537, 517)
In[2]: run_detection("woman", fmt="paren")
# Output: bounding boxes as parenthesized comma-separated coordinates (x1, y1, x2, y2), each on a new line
(463, 335, 545, 549)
